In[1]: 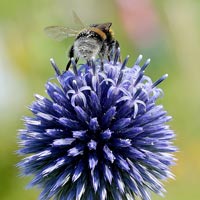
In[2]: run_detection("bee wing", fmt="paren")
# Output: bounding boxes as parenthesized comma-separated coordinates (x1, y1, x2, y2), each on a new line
(72, 11, 86, 28)
(90, 23, 112, 31)
(44, 26, 79, 41)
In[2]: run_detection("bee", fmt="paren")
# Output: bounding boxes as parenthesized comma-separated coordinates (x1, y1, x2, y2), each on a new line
(44, 13, 120, 70)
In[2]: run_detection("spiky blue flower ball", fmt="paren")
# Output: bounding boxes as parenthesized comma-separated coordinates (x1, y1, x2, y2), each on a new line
(18, 51, 176, 200)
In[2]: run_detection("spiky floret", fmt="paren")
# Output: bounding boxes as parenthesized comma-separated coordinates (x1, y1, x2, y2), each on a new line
(18, 51, 176, 200)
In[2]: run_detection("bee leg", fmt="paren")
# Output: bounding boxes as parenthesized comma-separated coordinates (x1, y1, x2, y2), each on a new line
(107, 55, 111, 62)
(99, 43, 106, 70)
(99, 55, 104, 71)
(115, 40, 120, 49)
(115, 40, 122, 62)
(66, 45, 74, 71)
(87, 60, 90, 66)
(100, 60, 104, 71)
(108, 40, 119, 61)
(66, 57, 79, 71)
(66, 60, 71, 71)
(75, 57, 79, 64)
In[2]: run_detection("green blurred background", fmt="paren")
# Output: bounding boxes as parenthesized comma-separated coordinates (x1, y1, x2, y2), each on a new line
(0, 0, 199, 199)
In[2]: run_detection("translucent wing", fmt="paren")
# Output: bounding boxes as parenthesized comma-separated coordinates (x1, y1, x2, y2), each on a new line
(44, 26, 79, 41)
(72, 11, 86, 28)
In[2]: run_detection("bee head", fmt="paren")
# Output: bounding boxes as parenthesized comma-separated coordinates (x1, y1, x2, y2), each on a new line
(90, 23, 112, 32)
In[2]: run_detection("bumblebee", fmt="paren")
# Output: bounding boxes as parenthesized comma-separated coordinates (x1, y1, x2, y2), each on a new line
(44, 13, 119, 70)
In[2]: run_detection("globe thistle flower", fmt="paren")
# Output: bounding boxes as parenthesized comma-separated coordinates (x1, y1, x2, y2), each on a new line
(18, 50, 176, 200)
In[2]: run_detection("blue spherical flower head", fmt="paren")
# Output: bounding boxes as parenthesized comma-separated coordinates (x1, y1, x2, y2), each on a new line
(18, 50, 176, 200)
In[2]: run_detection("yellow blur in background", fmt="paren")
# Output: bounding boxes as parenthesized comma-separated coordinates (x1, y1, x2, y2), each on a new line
(0, 0, 199, 199)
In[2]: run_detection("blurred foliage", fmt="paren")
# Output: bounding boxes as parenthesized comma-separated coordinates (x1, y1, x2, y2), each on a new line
(0, 0, 200, 199)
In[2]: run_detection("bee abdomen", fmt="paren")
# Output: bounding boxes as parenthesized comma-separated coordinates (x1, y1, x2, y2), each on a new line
(74, 35, 102, 60)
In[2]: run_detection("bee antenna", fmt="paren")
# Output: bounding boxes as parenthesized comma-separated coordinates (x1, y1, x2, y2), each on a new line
(71, 58, 78, 75)
(114, 47, 120, 65)
(50, 58, 61, 76)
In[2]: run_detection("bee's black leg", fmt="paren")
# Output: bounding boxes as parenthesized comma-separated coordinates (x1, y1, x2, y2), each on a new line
(100, 59, 104, 71)
(98, 55, 104, 71)
(107, 55, 111, 62)
(115, 40, 122, 62)
(115, 40, 120, 49)
(87, 60, 90, 66)
(75, 57, 79, 64)
(66, 57, 79, 71)
(66, 60, 71, 71)
(66, 45, 74, 71)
